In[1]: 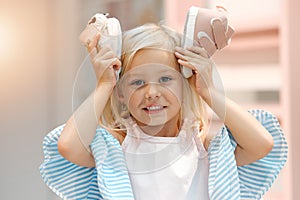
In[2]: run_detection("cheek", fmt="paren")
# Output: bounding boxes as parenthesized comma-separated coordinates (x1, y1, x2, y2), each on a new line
(127, 90, 143, 109)
(172, 92, 183, 108)
(166, 83, 183, 104)
(122, 87, 137, 103)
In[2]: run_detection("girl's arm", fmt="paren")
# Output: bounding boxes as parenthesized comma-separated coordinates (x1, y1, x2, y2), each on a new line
(175, 46, 274, 166)
(58, 34, 121, 167)
(58, 84, 114, 167)
(204, 89, 274, 166)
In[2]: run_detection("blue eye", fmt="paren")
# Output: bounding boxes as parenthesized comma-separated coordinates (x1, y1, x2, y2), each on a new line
(159, 76, 172, 83)
(131, 80, 145, 86)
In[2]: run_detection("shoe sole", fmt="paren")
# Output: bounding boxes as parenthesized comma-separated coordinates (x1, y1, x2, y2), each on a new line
(106, 18, 122, 59)
(181, 6, 199, 78)
(105, 18, 122, 81)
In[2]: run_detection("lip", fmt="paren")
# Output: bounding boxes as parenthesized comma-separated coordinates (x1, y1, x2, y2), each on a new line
(142, 105, 167, 114)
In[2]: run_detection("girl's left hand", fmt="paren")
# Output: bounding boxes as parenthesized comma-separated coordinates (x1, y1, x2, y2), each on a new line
(175, 46, 215, 101)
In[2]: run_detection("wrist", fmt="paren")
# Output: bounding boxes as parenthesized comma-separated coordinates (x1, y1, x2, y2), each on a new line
(199, 87, 215, 105)
(97, 80, 115, 89)
(95, 82, 115, 94)
(201, 87, 225, 107)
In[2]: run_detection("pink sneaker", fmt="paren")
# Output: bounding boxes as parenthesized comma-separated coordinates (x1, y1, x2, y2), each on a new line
(79, 13, 122, 80)
(181, 6, 234, 78)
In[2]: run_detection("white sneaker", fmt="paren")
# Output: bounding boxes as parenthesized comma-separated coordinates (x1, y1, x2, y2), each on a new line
(181, 6, 234, 78)
(79, 13, 122, 80)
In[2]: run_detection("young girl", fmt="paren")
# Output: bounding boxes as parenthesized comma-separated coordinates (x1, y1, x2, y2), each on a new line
(40, 23, 287, 200)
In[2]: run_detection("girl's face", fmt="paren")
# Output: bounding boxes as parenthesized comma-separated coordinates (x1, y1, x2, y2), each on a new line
(119, 48, 183, 128)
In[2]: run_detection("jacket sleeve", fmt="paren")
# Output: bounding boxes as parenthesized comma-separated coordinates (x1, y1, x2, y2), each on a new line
(227, 109, 288, 199)
(39, 124, 102, 200)
(90, 127, 134, 200)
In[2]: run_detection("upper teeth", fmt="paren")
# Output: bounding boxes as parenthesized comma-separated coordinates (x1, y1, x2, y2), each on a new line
(147, 106, 163, 110)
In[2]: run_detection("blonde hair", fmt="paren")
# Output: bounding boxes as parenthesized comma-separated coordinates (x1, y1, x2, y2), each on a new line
(101, 23, 207, 131)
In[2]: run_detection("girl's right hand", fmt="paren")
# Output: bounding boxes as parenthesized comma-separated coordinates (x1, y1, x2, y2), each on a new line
(87, 33, 121, 87)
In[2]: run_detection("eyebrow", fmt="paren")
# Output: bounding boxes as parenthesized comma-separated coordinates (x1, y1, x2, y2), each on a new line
(159, 69, 178, 73)
(127, 68, 178, 76)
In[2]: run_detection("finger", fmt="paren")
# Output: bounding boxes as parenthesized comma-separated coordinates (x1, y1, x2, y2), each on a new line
(100, 45, 112, 52)
(97, 45, 118, 59)
(100, 50, 114, 61)
(175, 46, 188, 55)
(174, 51, 188, 62)
(175, 46, 204, 59)
(88, 33, 101, 53)
(177, 59, 196, 71)
(89, 47, 98, 60)
(175, 47, 209, 66)
(211, 19, 228, 49)
(112, 58, 122, 70)
(187, 46, 209, 58)
(90, 46, 113, 65)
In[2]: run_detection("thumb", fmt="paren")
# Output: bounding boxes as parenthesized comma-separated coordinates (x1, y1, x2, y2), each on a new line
(89, 47, 98, 61)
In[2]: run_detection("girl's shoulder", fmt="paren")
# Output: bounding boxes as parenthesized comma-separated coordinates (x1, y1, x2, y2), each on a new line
(203, 131, 216, 151)
(107, 129, 126, 144)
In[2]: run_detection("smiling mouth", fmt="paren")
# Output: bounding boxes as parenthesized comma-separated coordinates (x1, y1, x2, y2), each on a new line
(143, 105, 167, 113)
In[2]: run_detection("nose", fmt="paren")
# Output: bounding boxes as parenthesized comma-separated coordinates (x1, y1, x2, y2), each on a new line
(144, 83, 161, 99)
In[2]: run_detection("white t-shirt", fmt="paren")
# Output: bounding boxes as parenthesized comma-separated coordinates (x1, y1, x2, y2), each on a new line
(122, 118, 209, 200)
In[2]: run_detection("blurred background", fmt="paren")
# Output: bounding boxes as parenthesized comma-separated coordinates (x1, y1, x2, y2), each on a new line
(0, 0, 298, 199)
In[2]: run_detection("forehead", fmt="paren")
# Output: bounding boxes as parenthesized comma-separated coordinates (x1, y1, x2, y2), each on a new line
(128, 48, 179, 72)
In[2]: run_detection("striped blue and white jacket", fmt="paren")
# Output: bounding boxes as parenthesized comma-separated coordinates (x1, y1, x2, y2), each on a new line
(40, 110, 288, 199)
